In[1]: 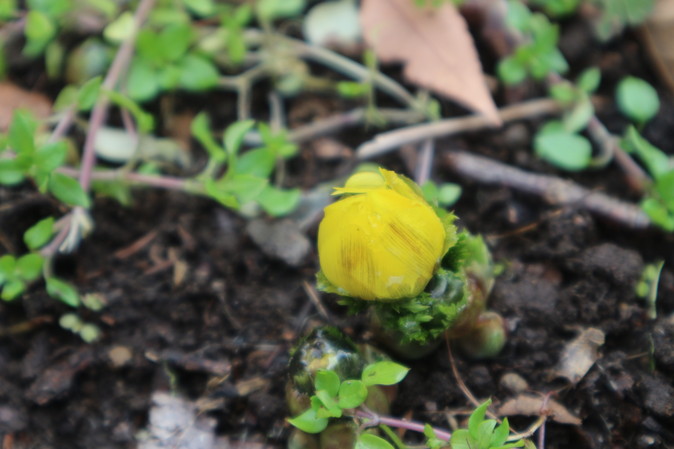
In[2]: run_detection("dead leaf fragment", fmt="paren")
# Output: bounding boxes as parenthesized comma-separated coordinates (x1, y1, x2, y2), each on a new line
(497, 394, 582, 425)
(360, 0, 500, 124)
(555, 327, 605, 385)
(0, 83, 52, 131)
(642, 0, 674, 94)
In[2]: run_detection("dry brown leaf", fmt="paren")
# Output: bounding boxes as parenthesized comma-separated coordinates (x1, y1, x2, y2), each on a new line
(360, 0, 500, 124)
(554, 327, 605, 385)
(642, 0, 674, 94)
(497, 394, 582, 425)
(0, 82, 52, 131)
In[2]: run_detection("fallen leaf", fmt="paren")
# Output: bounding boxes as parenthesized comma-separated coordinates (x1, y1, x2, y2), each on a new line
(360, 0, 500, 124)
(497, 394, 582, 425)
(642, 0, 674, 94)
(0, 82, 52, 131)
(554, 327, 605, 385)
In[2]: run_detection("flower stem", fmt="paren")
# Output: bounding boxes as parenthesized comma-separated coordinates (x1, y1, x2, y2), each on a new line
(351, 409, 452, 441)
(79, 0, 156, 192)
(58, 167, 195, 192)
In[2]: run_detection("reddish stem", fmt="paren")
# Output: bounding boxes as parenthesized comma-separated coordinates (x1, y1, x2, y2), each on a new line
(352, 409, 452, 441)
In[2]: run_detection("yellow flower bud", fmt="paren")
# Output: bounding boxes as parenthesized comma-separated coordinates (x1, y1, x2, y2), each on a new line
(318, 169, 451, 300)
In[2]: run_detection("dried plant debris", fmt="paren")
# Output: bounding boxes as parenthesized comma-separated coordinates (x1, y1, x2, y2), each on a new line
(137, 392, 217, 449)
(360, 0, 500, 123)
(497, 394, 582, 425)
(554, 327, 605, 385)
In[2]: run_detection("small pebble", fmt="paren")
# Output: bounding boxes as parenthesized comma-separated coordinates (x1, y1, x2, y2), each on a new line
(108, 346, 133, 368)
(499, 372, 529, 393)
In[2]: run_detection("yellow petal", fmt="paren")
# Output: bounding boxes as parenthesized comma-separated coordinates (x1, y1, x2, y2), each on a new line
(318, 188, 445, 300)
(379, 168, 425, 202)
(333, 171, 385, 196)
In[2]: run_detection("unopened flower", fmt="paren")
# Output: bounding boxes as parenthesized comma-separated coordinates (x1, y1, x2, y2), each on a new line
(317, 169, 455, 301)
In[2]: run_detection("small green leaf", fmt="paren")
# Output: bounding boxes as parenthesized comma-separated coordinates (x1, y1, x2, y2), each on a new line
(54, 85, 79, 111)
(620, 126, 670, 178)
(24, 216, 55, 250)
(48, 173, 91, 207)
(46, 276, 80, 307)
(534, 130, 592, 171)
(337, 81, 369, 98)
(178, 54, 219, 91)
(337, 380, 367, 409)
(616, 77, 659, 125)
(104, 11, 135, 43)
(287, 408, 329, 434)
(1, 279, 25, 301)
(655, 170, 674, 209)
(468, 399, 491, 437)
(491, 418, 511, 447)
(183, 0, 214, 17)
(16, 253, 43, 281)
(642, 197, 674, 231)
(576, 67, 601, 93)
(421, 181, 439, 203)
(315, 370, 340, 397)
(126, 59, 160, 102)
(159, 23, 193, 62)
(204, 179, 239, 209)
(24, 10, 56, 57)
(256, 186, 300, 217)
(355, 433, 395, 449)
(0, 159, 25, 185)
(0, 254, 16, 278)
(549, 82, 576, 105)
(136, 30, 163, 63)
(59, 313, 82, 331)
(92, 179, 132, 205)
(79, 323, 101, 342)
(235, 148, 275, 177)
(314, 390, 342, 418)
(498, 57, 527, 85)
(563, 97, 593, 133)
(222, 173, 268, 203)
(0, 0, 17, 20)
(36, 141, 68, 171)
(256, 0, 305, 21)
(45, 41, 64, 79)
(104, 90, 155, 132)
(8, 110, 38, 155)
(224, 119, 255, 158)
(438, 183, 462, 207)
(361, 361, 409, 386)
(505, 0, 532, 31)
(191, 113, 225, 162)
(77, 76, 103, 111)
(475, 419, 498, 447)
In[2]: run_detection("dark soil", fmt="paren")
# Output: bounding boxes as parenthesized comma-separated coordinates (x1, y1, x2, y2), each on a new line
(2, 14, 674, 449)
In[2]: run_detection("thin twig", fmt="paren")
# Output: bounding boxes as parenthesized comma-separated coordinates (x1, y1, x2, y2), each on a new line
(58, 166, 193, 191)
(585, 115, 650, 192)
(218, 64, 268, 120)
(415, 138, 434, 185)
(353, 409, 452, 441)
(244, 108, 425, 146)
(301, 280, 332, 322)
(444, 150, 652, 229)
(287, 37, 418, 109)
(357, 98, 562, 159)
(79, 0, 156, 192)
(242, 28, 418, 109)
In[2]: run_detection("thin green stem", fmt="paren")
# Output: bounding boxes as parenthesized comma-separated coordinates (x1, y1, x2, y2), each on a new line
(379, 423, 409, 449)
